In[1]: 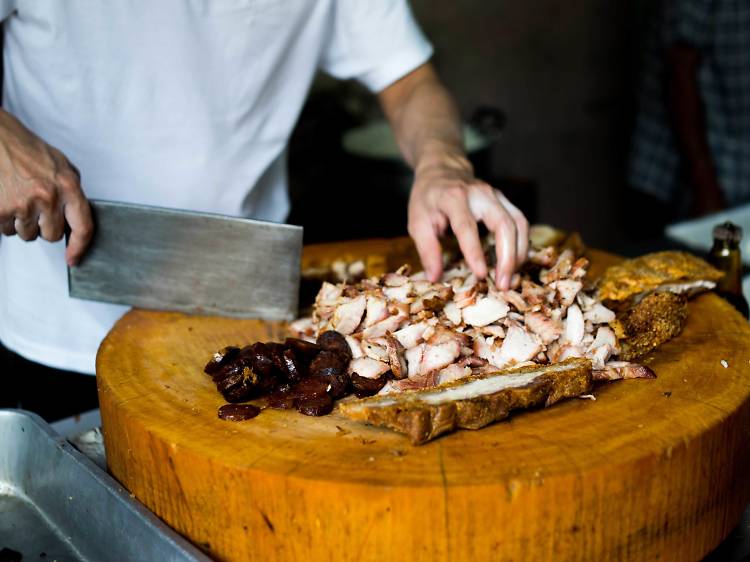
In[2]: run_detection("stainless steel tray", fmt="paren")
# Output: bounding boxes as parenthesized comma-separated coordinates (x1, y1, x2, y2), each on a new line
(0, 409, 211, 562)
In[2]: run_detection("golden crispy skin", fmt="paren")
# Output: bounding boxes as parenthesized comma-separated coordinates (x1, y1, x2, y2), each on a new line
(598, 251, 723, 303)
(612, 292, 688, 361)
(338, 358, 592, 445)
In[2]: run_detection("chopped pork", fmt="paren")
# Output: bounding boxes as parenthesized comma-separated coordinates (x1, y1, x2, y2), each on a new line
(292, 244, 650, 397)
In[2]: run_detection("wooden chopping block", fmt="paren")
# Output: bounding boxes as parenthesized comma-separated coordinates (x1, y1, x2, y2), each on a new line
(97, 239, 750, 562)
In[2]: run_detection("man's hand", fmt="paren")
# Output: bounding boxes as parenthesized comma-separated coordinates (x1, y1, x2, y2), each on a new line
(378, 63, 529, 288)
(0, 109, 92, 265)
(408, 154, 528, 288)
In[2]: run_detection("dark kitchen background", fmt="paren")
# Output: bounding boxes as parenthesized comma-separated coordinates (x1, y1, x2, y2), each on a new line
(289, 1, 647, 252)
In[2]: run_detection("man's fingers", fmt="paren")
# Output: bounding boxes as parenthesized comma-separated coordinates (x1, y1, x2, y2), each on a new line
(515, 214, 529, 267)
(0, 219, 16, 236)
(38, 211, 65, 242)
(62, 196, 94, 266)
(493, 213, 517, 290)
(496, 191, 529, 267)
(466, 185, 517, 288)
(14, 215, 40, 241)
(443, 192, 487, 279)
(408, 212, 444, 282)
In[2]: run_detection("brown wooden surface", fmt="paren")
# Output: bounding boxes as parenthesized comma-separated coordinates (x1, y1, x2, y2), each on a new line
(98, 239, 750, 562)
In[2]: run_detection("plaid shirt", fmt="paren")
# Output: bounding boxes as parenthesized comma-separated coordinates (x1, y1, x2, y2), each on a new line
(628, 0, 750, 206)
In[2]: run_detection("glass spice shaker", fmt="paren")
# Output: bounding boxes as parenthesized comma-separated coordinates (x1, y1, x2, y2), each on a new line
(707, 221, 750, 319)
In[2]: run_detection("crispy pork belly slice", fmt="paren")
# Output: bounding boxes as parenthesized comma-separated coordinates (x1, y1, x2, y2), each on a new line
(479, 325, 505, 339)
(503, 290, 528, 312)
(423, 285, 454, 311)
(540, 249, 575, 284)
(443, 301, 462, 326)
(426, 325, 471, 348)
(454, 280, 478, 309)
(524, 311, 561, 344)
(313, 283, 346, 324)
(437, 363, 472, 385)
(589, 326, 616, 351)
(568, 257, 591, 280)
(592, 361, 656, 381)
(385, 370, 441, 393)
(362, 341, 389, 362)
(349, 357, 391, 379)
(364, 294, 389, 327)
(345, 335, 364, 359)
(547, 340, 583, 362)
(492, 326, 542, 368)
(393, 321, 429, 349)
(615, 292, 688, 361)
(582, 332, 595, 348)
(462, 296, 509, 327)
(584, 326, 617, 367)
(557, 344, 584, 361)
(588, 344, 614, 369)
(576, 292, 597, 311)
(338, 358, 593, 445)
(562, 304, 584, 346)
(507, 311, 524, 322)
(583, 302, 615, 323)
(521, 280, 548, 307)
(406, 339, 462, 378)
(569, 257, 589, 280)
(361, 311, 408, 339)
(597, 251, 722, 303)
(316, 282, 343, 306)
(331, 294, 366, 335)
(625, 280, 717, 306)
(289, 317, 314, 340)
(385, 332, 408, 379)
(383, 283, 413, 303)
(411, 280, 436, 295)
(472, 334, 495, 364)
(384, 272, 409, 287)
(554, 279, 583, 307)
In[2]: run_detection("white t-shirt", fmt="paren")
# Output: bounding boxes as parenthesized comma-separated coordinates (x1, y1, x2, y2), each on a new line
(0, 0, 432, 374)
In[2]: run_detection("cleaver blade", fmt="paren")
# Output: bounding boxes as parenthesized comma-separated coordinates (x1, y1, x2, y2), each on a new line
(67, 200, 303, 320)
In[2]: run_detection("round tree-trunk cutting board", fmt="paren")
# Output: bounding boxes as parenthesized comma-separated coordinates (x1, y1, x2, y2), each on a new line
(97, 239, 750, 562)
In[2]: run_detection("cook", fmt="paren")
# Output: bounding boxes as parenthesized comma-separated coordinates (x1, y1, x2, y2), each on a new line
(0, 2, 528, 391)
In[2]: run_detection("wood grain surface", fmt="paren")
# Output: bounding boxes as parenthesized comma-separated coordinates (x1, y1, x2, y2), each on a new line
(97, 239, 750, 562)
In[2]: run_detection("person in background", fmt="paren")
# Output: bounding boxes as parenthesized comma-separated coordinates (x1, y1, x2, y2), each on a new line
(628, 0, 750, 227)
(0, 2, 528, 420)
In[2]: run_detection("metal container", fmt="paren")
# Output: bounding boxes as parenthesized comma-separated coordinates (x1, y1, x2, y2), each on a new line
(0, 409, 211, 562)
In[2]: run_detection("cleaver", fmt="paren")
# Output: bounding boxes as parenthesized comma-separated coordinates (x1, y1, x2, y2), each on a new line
(67, 200, 303, 320)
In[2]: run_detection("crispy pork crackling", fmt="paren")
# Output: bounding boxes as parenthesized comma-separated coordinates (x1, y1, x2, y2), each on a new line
(338, 358, 592, 445)
(597, 251, 723, 304)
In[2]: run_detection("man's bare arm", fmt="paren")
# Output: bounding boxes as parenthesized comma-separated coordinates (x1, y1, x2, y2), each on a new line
(378, 63, 528, 289)
(666, 43, 725, 215)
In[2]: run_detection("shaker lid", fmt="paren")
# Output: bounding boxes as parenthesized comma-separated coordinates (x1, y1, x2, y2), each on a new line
(713, 221, 743, 243)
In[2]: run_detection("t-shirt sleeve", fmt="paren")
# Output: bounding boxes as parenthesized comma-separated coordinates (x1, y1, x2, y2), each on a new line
(320, 0, 434, 93)
(662, 0, 713, 49)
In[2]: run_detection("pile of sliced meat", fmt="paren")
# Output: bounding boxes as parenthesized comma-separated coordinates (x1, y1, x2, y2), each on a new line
(291, 246, 652, 394)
